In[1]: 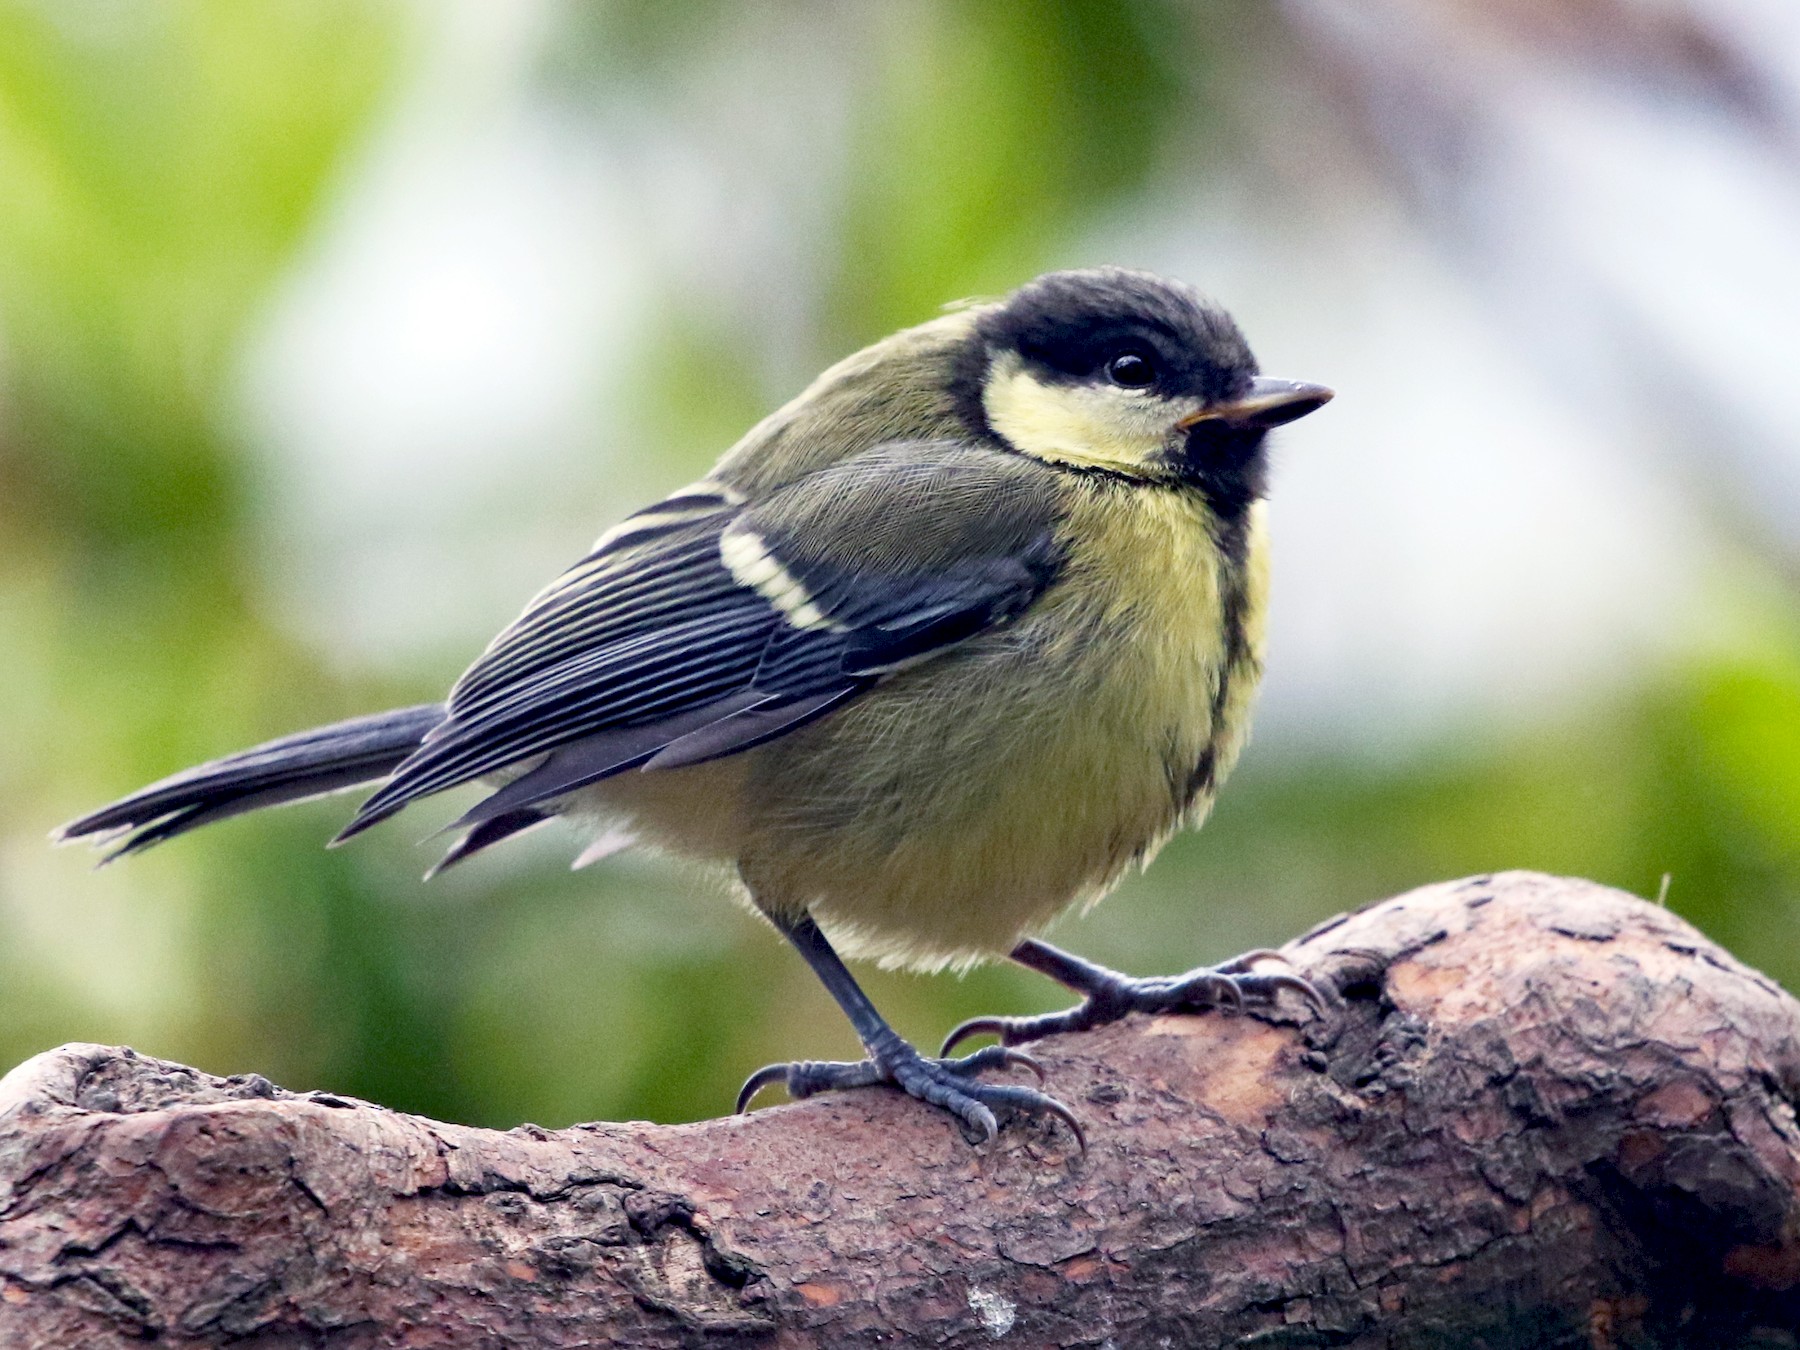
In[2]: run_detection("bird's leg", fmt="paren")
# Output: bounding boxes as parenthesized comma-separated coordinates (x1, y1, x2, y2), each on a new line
(942, 938, 1329, 1055)
(737, 911, 1084, 1147)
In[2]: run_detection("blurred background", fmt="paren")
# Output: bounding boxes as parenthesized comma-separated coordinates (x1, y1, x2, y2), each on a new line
(6, 0, 1799, 1129)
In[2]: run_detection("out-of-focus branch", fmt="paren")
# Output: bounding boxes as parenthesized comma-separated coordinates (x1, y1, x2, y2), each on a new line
(3, 872, 1799, 1347)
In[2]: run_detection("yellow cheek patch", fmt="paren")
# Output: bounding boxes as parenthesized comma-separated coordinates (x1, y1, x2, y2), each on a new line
(982, 354, 1178, 475)
(720, 529, 838, 631)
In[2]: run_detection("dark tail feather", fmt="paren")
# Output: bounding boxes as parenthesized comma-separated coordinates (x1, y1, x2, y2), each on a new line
(54, 703, 446, 861)
(423, 808, 552, 880)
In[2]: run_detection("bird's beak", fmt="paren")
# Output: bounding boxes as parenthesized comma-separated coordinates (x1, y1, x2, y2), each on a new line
(1177, 377, 1335, 431)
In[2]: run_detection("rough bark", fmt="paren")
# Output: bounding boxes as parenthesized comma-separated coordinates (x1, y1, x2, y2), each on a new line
(2, 871, 1799, 1348)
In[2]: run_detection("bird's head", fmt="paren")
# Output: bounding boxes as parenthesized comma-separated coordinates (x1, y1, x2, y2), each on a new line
(956, 268, 1332, 513)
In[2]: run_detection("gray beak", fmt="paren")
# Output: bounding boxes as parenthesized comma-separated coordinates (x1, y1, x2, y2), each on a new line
(1177, 377, 1335, 431)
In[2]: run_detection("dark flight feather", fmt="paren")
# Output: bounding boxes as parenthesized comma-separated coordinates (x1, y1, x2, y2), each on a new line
(337, 442, 1066, 846)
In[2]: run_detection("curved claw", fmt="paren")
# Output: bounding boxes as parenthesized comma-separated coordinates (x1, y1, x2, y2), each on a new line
(736, 1044, 1083, 1153)
(974, 1082, 1088, 1154)
(1210, 951, 1332, 1020)
(735, 1062, 793, 1114)
(941, 1016, 1013, 1057)
(999, 1047, 1047, 1084)
(1202, 974, 1244, 1015)
(1040, 1094, 1087, 1153)
(948, 1044, 1047, 1085)
(1214, 947, 1286, 974)
(1258, 970, 1333, 1019)
(962, 1103, 1000, 1144)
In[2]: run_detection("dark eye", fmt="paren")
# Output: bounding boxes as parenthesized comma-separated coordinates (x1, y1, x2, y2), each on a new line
(1105, 351, 1156, 388)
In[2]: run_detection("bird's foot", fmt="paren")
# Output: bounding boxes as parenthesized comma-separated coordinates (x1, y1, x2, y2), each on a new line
(942, 947, 1330, 1055)
(736, 1038, 1085, 1149)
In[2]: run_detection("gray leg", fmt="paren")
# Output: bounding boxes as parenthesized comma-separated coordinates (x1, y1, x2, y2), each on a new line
(737, 911, 1084, 1148)
(942, 937, 1329, 1055)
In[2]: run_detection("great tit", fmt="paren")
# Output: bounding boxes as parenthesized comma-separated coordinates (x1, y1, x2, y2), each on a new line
(57, 268, 1334, 1145)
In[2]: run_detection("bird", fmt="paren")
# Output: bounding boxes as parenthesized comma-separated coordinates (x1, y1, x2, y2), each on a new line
(56, 267, 1334, 1146)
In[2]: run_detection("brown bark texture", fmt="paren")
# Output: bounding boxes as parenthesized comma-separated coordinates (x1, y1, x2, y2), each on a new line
(3, 871, 1800, 1348)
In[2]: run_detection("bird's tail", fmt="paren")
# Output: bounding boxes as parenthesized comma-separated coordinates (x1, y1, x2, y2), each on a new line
(53, 703, 446, 861)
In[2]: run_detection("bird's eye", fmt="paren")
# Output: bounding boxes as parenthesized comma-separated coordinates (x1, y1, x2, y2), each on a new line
(1105, 351, 1156, 388)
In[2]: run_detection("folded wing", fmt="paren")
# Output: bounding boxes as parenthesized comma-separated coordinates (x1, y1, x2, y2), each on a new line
(336, 444, 1066, 868)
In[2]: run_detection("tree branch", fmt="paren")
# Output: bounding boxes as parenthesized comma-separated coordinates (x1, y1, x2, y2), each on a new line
(3, 871, 1799, 1347)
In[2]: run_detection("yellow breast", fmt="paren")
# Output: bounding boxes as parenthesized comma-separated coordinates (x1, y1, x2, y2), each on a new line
(1048, 483, 1267, 831)
(715, 481, 1269, 971)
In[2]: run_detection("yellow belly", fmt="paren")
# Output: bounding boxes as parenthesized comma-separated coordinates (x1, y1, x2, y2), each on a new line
(584, 489, 1267, 972)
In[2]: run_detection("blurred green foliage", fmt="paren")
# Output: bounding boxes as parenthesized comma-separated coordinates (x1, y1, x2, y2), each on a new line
(824, 0, 1186, 341)
(5, 0, 1799, 1133)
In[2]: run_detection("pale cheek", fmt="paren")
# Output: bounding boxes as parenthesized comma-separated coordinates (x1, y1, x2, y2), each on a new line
(985, 364, 1185, 473)
(1115, 399, 1183, 449)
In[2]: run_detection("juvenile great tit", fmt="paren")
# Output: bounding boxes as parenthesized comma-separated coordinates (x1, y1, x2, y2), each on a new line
(57, 268, 1334, 1145)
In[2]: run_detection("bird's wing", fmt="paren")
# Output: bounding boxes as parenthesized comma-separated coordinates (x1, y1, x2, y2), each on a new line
(336, 443, 1065, 850)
